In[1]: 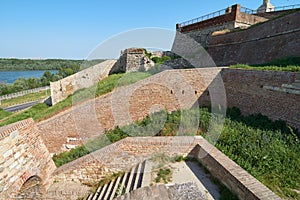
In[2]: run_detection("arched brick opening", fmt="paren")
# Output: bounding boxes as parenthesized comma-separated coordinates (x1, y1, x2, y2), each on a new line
(17, 176, 45, 200)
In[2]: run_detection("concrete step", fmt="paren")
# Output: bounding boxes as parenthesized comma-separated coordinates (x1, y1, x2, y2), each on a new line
(142, 160, 152, 187)
(129, 163, 139, 192)
(103, 178, 115, 200)
(97, 184, 108, 200)
(125, 166, 136, 193)
(111, 172, 128, 199)
(133, 162, 142, 190)
(137, 160, 146, 188)
(86, 161, 148, 200)
(108, 176, 121, 200)
(91, 184, 103, 200)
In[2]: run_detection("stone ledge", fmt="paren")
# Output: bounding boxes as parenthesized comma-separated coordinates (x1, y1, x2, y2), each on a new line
(190, 139, 281, 200)
(0, 118, 34, 141)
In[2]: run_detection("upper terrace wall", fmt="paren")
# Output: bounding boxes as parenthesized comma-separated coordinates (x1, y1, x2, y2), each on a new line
(178, 4, 267, 47)
(50, 60, 116, 105)
(208, 10, 300, 66)
(0, 119, 56, 199)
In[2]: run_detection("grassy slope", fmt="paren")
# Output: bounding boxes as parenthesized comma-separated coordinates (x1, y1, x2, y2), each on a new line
(0, 109, 12, 119)
(0, 72, 151, 126)
(230, 57, 300, 72)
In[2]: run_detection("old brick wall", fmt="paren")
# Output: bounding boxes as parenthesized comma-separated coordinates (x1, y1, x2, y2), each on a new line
(208, 10, 300, 66)
(38, 68, 221, 154)
(39, 67, 300, 155)
(0, 119, 56, 199)
(221, 68, 300, 129)
(50, 60, 117, 105)
(53, 137, 201, 184)
(53, 136, 280, 200)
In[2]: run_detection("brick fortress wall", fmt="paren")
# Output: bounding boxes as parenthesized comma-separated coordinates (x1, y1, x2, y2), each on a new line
(38, 68, 300, 155)
(177, 4, 267, 47)
(208, 10, 300, 65)
(0, 119, 56, 199)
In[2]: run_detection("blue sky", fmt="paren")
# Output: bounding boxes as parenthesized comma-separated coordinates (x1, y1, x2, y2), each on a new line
(0, 0, 297, 59)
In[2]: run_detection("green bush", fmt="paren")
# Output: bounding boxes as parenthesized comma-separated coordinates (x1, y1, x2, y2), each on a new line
(155, 168, 171, 184)
(151, 56, 171, 64)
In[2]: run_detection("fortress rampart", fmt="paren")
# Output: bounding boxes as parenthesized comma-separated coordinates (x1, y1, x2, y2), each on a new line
(38, 68, 300, 155)
(208, 10, 300, 66)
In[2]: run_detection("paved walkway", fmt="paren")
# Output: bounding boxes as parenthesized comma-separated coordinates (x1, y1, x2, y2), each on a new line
(46, 181, 90, 200)
(168, 161, 220, 200)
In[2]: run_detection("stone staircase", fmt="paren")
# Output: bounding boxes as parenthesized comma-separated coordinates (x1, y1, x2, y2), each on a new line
(84, 160, 148, 200)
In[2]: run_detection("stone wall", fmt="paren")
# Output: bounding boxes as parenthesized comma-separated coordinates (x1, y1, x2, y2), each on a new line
(38, 68, 221, 154)
(50, 60, 117, 105)
(53, 137, 201, 184)
(0, 119, 56, 199)
(208, 10, 300, 66)
(178, 4, 267, 47)
(109, 48, 155, 74)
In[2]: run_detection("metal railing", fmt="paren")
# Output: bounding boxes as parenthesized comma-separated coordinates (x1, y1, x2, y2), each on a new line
(180, 4, 300, 28)
(273, 4, 300, 12)
(240, 7, 256, 14)
(0, 86, 50, 101)
(180, 8, 227, 27)
(243, 4, 300, 14)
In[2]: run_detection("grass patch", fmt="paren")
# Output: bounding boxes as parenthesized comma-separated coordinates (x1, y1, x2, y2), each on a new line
(52, 126, 129, 167)
(230, 57, 300, 72)
(0, 72, 151, 127)
(0, 108, 12, 119)
(0, 90, 50, 108)
(155, 168, 172, 184)
(230, 64, 300, 72)
(116, 72, 151, 87)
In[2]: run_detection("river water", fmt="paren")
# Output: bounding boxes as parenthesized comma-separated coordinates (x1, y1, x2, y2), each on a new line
(0, 70, 58, 84)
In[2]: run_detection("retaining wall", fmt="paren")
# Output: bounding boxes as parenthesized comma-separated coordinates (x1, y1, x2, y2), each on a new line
(38, 68, 221, 154)
(50, 60, 116, 105)
(38, 68, 300, 154)
(54, 136, 281, 200)
(189, 137, 281, 200)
